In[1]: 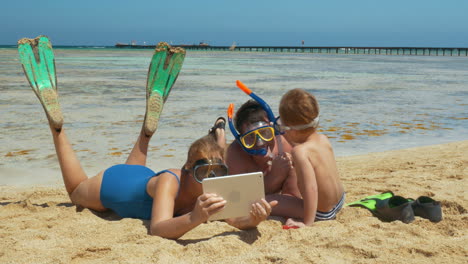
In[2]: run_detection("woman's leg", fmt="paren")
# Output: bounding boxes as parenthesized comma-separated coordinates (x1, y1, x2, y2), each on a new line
(19, 36, 105, 211)
(209, 117, 227, 149)
(125, 129, 152, 166)
(50, 127, 87, 194)
(50, 126, 106, 211)
(125, 43, 186, 166)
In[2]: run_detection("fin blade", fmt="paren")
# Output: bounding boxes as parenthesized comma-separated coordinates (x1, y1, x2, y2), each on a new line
(17, 36, 56, 92)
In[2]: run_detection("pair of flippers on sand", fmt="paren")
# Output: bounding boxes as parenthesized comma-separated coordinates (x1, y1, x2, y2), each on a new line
(17, 35, 186, 136)
(346, 191, 442, 223)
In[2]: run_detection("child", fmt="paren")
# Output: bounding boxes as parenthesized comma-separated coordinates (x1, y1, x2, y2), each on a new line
(275, 88, 345, 227)
(18, 36, 276, 239)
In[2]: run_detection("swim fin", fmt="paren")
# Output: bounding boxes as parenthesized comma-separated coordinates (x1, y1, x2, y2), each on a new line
(18, 35, 63, 130)
(411, 196, 442, 222)
(346, 191, 394, 210)
(143, 42, 186, 136)
(347, 192, 415, 223)
(373, 195, 415, 223)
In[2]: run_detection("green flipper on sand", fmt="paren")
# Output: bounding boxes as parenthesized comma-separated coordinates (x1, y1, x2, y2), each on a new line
(18, 35, 63, 130)
(346, 191, 394, 210)
(347, 191, 415, 223)
(144, 42, 186, 136)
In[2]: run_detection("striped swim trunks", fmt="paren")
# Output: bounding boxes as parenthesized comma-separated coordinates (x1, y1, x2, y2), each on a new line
(315, 193, 346, 221)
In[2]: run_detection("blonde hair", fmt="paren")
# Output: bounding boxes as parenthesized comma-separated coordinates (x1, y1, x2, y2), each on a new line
(183, 135, 224, 170)
(279, 88, 320, 130)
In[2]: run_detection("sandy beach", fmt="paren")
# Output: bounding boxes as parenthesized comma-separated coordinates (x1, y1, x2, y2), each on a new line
(1, 140, 466, 263)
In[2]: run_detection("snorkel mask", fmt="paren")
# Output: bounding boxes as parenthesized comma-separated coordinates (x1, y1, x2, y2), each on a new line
(227, 80, 279, 156)
(191, 158, 229, 183)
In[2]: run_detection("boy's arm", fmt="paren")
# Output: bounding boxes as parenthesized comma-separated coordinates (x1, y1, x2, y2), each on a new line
(291, 146, 318, 226)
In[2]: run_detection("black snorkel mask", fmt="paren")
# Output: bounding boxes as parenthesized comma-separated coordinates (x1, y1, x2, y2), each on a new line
(227, 80, 280, 156)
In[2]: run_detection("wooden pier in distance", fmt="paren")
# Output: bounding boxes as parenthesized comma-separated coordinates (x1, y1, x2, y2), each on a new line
(115, 44, 468, 57)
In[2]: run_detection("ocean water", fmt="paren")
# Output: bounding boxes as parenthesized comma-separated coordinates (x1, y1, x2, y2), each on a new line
(1, 47, 467, 185)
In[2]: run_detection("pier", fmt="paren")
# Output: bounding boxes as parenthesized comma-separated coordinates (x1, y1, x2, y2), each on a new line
(115, 44, 468, 57)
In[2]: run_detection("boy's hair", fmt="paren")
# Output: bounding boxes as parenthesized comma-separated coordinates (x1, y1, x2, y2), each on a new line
(183, 135, 224, 170)
(234, 100, 267, 132)
(279, 88, 320, 129)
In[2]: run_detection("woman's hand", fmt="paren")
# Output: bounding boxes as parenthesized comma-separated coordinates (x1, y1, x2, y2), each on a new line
(190, 193, 226, 224)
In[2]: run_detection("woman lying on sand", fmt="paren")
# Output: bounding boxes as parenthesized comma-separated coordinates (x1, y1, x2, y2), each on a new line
(18, 36, 276, 239)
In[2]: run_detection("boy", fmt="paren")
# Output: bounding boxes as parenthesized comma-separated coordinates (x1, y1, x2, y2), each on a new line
(276, 88, 345, 227)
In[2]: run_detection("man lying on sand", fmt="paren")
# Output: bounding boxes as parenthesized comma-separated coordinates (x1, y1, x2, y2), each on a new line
(225, 82, 344, 228)
(18, 36, 276, 239)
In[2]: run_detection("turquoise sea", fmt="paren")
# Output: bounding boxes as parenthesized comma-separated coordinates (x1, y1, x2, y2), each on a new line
(1, 47, 467, 185)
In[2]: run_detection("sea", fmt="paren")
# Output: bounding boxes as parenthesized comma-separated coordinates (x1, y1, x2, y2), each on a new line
(0, 46, 467, 185)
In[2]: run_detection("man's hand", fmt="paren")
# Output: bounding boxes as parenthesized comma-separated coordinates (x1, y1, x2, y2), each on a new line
(247, 199, 278, 226)
(271, 152, 293, 174)
(226, 199, 278, 229)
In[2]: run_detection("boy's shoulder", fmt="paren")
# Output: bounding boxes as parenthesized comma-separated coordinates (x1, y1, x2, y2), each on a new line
(293, 134, 333, 157)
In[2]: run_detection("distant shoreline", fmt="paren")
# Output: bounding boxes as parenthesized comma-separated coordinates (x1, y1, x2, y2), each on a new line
(2, 44, 467, 56)
(1, 44, 468, 49)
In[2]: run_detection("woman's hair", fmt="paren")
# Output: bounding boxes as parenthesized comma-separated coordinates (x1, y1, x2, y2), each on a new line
(279, 88, 319, 127)
(183, 134, 224, 170)
(235, 100, 267, 133)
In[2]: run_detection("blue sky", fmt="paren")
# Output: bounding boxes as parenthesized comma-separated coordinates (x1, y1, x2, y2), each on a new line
(2, 0, 467, 47)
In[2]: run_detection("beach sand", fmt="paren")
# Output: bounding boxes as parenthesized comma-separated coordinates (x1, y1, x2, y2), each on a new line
(1, 141, 467, 263)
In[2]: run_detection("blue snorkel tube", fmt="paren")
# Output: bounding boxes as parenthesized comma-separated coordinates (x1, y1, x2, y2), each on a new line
(227, 80, 282, 156)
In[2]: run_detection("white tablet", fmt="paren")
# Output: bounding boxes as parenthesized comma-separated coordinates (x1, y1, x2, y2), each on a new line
(202, 171, 265, 221)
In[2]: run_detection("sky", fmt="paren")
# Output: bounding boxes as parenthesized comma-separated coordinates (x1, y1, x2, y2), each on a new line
(2, 0, 468, 47)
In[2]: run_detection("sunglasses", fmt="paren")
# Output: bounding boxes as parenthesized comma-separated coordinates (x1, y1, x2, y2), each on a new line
(274, 116, 320, 134)
(240, 126, 275, 149)
(191, 158, 229, 183)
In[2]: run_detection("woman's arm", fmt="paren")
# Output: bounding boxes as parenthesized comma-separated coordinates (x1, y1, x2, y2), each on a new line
(150, 193, 226, 239)
(149, 174, 226, 239)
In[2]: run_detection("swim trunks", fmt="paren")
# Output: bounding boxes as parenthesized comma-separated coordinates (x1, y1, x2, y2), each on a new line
(315, 193, 346, 221)
(100, 164, 179, 220)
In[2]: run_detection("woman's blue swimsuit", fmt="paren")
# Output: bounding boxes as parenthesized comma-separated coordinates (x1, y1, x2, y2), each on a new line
(100, 164, 179, 220)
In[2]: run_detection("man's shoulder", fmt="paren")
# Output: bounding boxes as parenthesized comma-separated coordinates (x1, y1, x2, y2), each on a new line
(226, 141, 243, 154)
(226, 141, 252, 160)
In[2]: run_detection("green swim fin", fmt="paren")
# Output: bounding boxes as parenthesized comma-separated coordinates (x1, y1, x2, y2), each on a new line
(18, 35, 63, 130)
(346, 191, 394, 210)
(347, 191, 415, 223)
(143, 42, 186, 137)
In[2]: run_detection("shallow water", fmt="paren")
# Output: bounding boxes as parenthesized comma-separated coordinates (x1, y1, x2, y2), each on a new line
(1, 48, 467, 185)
